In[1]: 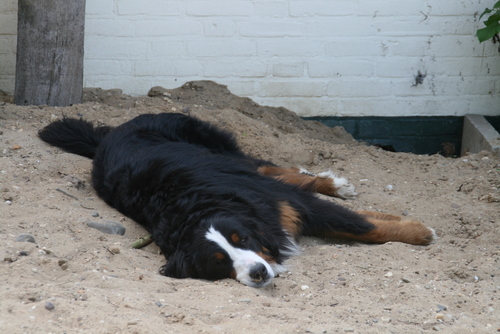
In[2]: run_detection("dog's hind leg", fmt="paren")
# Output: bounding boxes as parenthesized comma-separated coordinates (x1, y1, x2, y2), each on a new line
(300, 198, 436, 246)
(257, 165, 357, 199)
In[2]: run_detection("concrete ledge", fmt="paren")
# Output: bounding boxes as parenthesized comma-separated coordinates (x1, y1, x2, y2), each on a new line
(461, 114, 500, 157)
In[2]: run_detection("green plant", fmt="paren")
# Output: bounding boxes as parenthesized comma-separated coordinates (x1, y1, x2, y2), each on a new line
(476, 0, 500, 47)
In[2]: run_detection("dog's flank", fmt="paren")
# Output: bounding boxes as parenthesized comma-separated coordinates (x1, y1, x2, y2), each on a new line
(38, 113, 436, 287)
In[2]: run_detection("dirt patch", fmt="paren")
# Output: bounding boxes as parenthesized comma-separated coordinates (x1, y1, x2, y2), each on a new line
(1, 81, 499, 333)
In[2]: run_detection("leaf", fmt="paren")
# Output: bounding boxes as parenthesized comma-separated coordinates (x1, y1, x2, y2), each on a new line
(484, 12, 500, 26)
(476, 22, 500, 43)
(480, 7, 493, 20)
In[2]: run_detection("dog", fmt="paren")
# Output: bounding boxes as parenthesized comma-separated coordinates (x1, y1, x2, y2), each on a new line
(38, 113, 436, 288)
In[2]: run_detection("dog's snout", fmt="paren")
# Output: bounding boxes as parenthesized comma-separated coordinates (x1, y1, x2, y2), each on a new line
(249, 263, 268, 282)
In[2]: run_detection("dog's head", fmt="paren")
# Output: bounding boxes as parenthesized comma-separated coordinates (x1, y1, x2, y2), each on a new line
(159, 216, 297, 287)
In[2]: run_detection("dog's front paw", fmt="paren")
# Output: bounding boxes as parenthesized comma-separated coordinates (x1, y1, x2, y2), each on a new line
(317, 171, 357, 199)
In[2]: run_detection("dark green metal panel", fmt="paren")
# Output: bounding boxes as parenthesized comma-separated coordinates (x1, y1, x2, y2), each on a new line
(302, 116, 465, 156)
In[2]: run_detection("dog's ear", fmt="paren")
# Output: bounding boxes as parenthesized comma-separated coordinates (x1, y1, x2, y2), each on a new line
(159, 251, 195, 278)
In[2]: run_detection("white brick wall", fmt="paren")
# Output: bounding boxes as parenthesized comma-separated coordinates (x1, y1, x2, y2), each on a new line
(1, 0, 499, 117)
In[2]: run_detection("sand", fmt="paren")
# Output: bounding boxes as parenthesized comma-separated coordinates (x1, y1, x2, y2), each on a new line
(1, 81, 498, 333)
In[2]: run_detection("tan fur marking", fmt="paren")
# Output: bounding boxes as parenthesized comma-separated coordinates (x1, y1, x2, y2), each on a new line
(356, 210, 402, 222)
(257, 249, 276, 264)
(231, 233, 240, 243)
(257, 165, 340, 197)
(214, 252, 225, 261)
(326, 211, 434, 245)
(278, 201, 302, 239)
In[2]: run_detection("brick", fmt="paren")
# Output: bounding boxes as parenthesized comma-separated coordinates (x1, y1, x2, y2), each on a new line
(253, 2, 289, 17)
(239, 21, 305, 37)
(0, 14, 17, 35)
(359, 1, 428, 17)
(117, 0, 180, 16)
(85, 0, 113, 15)
(203, 61, 269, 78)
(305, 17, 374, 37)
(0, 36, 16, 54)
(308, 59, 375, 78)
(187, 40, 256, 57)
(257, 39, 324, 57)
(272, 62, 306, 77)
(327, 79, 394, 98)
(85, 19, 135, 37)
(83, 60, 133, 76)
(85, 37, 149, 60)
(290, 1, 360, 17)
(0, 78, 15, 94)
(150, 41, 188, 57)
(0, 0, 16, 13)
(204, 21, 237, 37)
(325, 39, 387, 57)
(186, 1, 253, 16)
(134, 60, 202, 76)
(0, 53, 16, 75)
(133, 19, 202, 37)
(224, 80, 257, 97)
(257, 81, 326, 97)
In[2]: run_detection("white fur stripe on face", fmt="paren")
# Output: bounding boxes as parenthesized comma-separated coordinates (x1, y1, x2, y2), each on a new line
(205, 226, 274, 287)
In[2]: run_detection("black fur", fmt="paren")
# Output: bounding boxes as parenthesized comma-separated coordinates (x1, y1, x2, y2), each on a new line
(39, 113, 373, 282)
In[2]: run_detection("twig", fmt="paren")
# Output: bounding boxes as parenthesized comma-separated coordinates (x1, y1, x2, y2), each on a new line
(131, 235, 153, 249)
(55, 188, 79, 200)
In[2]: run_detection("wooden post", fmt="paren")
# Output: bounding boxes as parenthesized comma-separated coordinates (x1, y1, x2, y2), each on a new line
(15, 0, 86, 106)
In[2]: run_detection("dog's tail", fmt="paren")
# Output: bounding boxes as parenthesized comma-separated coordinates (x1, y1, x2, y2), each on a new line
(38, 117, 113, 159)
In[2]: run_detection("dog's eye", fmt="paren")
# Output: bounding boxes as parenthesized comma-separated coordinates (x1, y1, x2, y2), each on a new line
(240, 236, 248, 244)
(214, 252, 226, 264)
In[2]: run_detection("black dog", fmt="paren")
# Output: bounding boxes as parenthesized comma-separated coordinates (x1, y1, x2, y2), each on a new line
(39, 113, 435, 287)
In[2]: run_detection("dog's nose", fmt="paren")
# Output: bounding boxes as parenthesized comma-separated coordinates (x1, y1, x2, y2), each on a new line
(249, 263, 268, 282)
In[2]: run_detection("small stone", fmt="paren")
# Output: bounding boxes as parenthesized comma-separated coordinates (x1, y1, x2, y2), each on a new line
(436, 314, 445, 321)
(402, 278, 410, 283)
(58, 259, 69, 270)
(91, 212, 100, 217)
(11, 144, 22, 150)
(384, 272, 393, 278)
(344, 328, 355, 332)
(109, 247, 120, 254)
(15, 234, 36, 244)
(301, 285, 310, 290)
(437, 304, 447, 312)
(237, 299, 251, 303)
(385, 185, 394, 191)
(45, 301, 55, 310)
(86, 220, 126, 235)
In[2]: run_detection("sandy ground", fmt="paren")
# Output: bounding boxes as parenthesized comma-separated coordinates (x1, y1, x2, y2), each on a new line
(0, 81, 499, 334)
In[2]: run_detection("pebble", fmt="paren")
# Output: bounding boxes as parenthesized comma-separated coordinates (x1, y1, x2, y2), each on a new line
(45, 301, 55, 310)
(15, 233, 36, 244)
(91, 212, 100, 217)
(437, 304, 447, 312)
(86, 220, 126, 235)
(401, 278, 410, 283)
(301, 285, 310, 290)
(237, 299, 251, 303)
(58, 259, 69, 270)
(384, 272, 393, 278)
